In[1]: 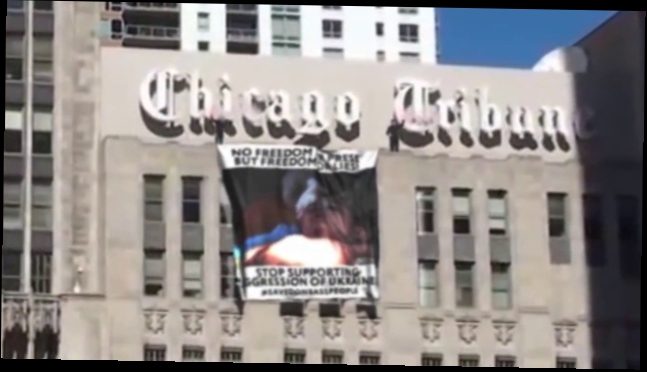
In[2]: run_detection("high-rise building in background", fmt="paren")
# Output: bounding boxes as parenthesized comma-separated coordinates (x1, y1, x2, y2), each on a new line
(3, 4, 641, 366)
(98, 4, 438, 63)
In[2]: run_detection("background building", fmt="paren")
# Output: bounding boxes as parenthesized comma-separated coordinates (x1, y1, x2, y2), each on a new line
(2, 4, 641, 366)
(97, 4, 438, 63)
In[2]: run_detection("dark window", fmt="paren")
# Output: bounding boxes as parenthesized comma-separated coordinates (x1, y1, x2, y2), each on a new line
(7, 0, 24, 10)
(322, 6, 341, 10)
(399, 24, 419, 42)
(182, 177, 202, 223)
(143, 250, 165, 297)
(359, 353, 381, 365)
(322, 350, 344, 364)
(4, 130, 23, 153)
(33, 132, 52, 154)
(4, 177, 23, 230)
(220, 252, 240, 299)
(376, 22, 384, 36)
(198, 41, 209, 51)
(556, 357, 577, 368)
(458, 355, 480, 367)
(6, 57, 24, 81)
(182, 346, 205, 362)
(2, 250, 22, 292)
(34, 1, 54, 11)
(416, 187, 435, 234)
(143, 175, 164, 221)
(495, 356, 516, 367)
(143, 345, 166, 361)
(452, 189, 471, 234)
(547, 193, 568, 237)
(322, 20, 343, 38)
(455, 262, 475, 308)
(583, 194, 602, 240)
(33, 107, 53, 155)
(617, 195, 639, 242)
(421, 354, 443, 366)
(220, 347, 243, 362)
(488, 190, 507, 235)
(284, 349, 306, 363)
(31, 252, 52, 294)
(182, 252, 203, 298)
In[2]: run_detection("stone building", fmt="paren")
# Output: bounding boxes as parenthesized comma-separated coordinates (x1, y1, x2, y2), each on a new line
(3, 4, 641, 365)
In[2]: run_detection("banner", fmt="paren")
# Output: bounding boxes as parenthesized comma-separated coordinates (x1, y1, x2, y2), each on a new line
(219, 144, 380, 301)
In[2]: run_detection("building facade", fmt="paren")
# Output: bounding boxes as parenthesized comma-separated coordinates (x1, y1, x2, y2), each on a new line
(97, 3, 438, 63)
(3, 3, 641, 365)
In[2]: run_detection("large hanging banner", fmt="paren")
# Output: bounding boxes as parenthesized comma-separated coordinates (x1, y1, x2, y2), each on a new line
(219, 144, 380, 301)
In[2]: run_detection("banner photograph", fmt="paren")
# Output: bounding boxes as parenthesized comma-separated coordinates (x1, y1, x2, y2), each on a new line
(219, 144, 380, 301)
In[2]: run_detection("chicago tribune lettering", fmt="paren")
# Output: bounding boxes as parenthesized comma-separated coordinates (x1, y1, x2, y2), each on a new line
(219, 144, 380, 301)
(139, 69, 596, 147)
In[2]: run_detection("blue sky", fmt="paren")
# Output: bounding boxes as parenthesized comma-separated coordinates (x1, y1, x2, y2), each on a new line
(438, 9, 616, 68)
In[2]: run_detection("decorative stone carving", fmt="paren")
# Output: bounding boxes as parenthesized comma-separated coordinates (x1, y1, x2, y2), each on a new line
(493, 320, 516, 346)
(2, 295, 29, 331)
(554, 320, 577, 348)
(182, 308, 205, 336)
(359, 318, 380, 341)
(33, 299, 61, 333)
(221, 314, 242, 337)
(421, 317, 443, 344)
(143, 307, 167, 335)
(284, 316, 304, 339)
(457, 318, 479, 345)
(322, 318, 343, 340)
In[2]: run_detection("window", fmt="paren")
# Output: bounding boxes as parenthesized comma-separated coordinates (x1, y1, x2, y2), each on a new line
(33, 37, 53, 83)
(144, 175, 164, 221)
(421, 354, 443, 366)
(182, 346, 205, 362)
(556, 357, 577, 368)
(2, 251, 22, 292)
(220, 347, 243, 362)
(322, 20, 343, 38)
(272, 42, 301, 57)
(491, 263, 512, 309)
(4, 177, 23, 229)
(582, 194, 602, 241)
(182, 177, 202, 223)
(5, 107, 24, 153)
(7, 0, 24, 10)
(6, 35, 24, 81)
(376, 22, 384, 36)
(271, 14, 301, 42)
(323, 48, 344, 59)
(323, 6, 341, 10)
(455, 262, 475, 308)
(143, 345, 166, 361)
(197, 41, 209, 51)
(33, 107, 53, 155)
(488, 190, 507, 235)
(32, 178, 53, 230)
(459, 355, 480, 367)
(495, 356, 516, 367)
(220, 252, 239, 299)
(415, 187, 435, 234)
(617, 195, 639, 243)
(284, 349, 306, 364)
(399, 7, 418, 14)
(182, 252, 203, 298)
(399, 24, 419, 42)
(197, 12, 210, 32)
(34, 1, 54, 11)
(143, 250, 165, 296)
(377, 50, 385, 62)
(359, 352, 381, 365)
(547, 193, 568, 237)
(322, 350, 344, 364)
(418, 260, 439, 307)
(400, 52, 420, 63)
(271, 5, 299, 13)
(31, 252, 52, 294)
(452, 189, 472, 234)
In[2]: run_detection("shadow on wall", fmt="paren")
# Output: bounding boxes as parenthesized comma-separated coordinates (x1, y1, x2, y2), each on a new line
(572, 58, 642, 367)
(2, 325, 59, 359)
